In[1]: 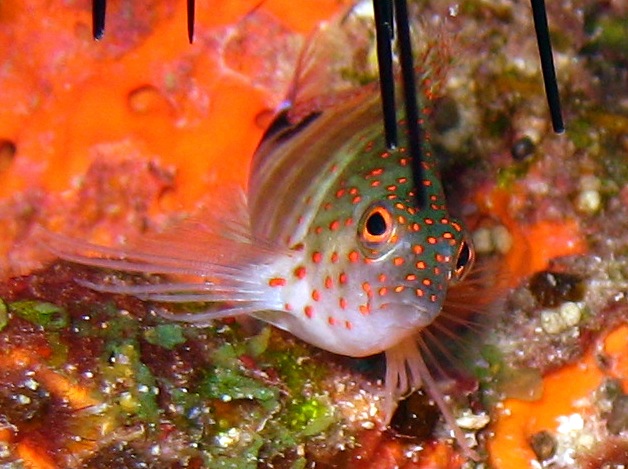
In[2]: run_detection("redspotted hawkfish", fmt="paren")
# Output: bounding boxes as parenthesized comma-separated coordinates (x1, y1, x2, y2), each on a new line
(43, 87, 478, 456)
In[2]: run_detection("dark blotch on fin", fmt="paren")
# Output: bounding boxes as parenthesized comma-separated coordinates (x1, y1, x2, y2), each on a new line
(258, 109, 322, 147)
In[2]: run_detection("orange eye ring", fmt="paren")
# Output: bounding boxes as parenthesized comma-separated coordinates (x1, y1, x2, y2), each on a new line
(452, 238, 475, 282)
(359, 204, 395, 245)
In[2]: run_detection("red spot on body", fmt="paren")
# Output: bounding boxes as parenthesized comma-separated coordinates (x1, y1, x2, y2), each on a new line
(381, 151, 390, 159)
(440, 218, 450, 224)
(352, 196, 362, 204)
(423, 179, 433, 187)
(387, 185, 397, 191)
(324, 276, 333, 289)
(284, 303, 293, 311)
(430, 294, 438, 302)
(331, 252, 339, 263)
(370, 168, 384, 176)
(362, 282, 372, 293)
(451, 222, 462, 231)
(350, 187, 359, 195)
(359, 304, 370, 315)
(370, 180, 381, 187)
(427, 237, 438, 245)
(378, 273, 387, 283)
(416, 289, 425, 297)
(443, 232, 454, 239)
(400, 158, 408, 166)
(294, 266, 307, 279)
(329, 220, 340, 231)
(397, 215, 407, 224)
(268, 277, 286, 287)
(394, 286, 405, 293)
(336, 189, 345, 198)
(413, 245, 424, 254)
(339, 273, 348, 284)
(424, 218, 434, 225)
(345, 217, 354, 226)
(312, 289, 320, 301)
(345, 321, 353, 329)
(323, 202, 332, 210)
(393, 257, 405, 266)
(397, 177, 408, 184)
(406, 274, 417, 281)
(312, 251, 323, 263)
(328, 316, 336, 326)
(339, 297, 347, 309)
(416, 261, 426, 269)
(422, 278, 433, 286)
(434, 267, 441, 275)
(304, 305, 313, 318)
(411, 223, 420, 232)
(348, 251, 359, 263)
(315, 226, 323, 234)
(378, 287, 388, 296)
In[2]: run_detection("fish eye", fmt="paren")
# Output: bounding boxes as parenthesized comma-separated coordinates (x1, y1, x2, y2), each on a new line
(358, 204, 396, 256)
(452, 238, 475, 281)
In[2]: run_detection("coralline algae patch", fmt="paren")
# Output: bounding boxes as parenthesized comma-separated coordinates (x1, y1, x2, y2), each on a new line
(0, 0, 344, 275)
(490, 325, 628, 468)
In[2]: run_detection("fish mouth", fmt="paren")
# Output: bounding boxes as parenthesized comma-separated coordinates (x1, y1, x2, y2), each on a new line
(383, 300, 440, 325)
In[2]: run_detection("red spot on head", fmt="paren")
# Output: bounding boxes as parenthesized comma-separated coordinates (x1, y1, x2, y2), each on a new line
(415, 289, 425, 297)
(315, 226, 323, 234)
(362, 282, 372, 293)
(348, 251, 359, 263)
(311, 289, 320, 301)
(327, 316, 336, 326)
(423, 179, 433, 187)
(430, 294, 438, 302)
(359, 304, 370, 315)
(329, 220, 340, 231)
(336, 188, 345, 198)
(370, 180, 381, 187)
(427, 237, 438, 245)
(424, 218, 434, 225)
(397, 177, 408, 184)
(413, 245, 424, 254)
(312, 251, 323, 263)
(345, 320, 353, 330)
(352, 195, 362, 204)
(378, 287, 388, 296)
(294, 266, 307, 279)
(378, 273, 387, 283)
(422, 278, 432, 286)
(284, 303, 293, 311)
(443, 232, 454, 239)
(394, 285, 405, 293)
(330, 252, 339, 263)
(339, 297, 347, 309)
(324, 276, 333, 289)
(411, 223, 421, 232)
(370, 168, 384, 176)
(268, 277, 286, 287)
(339, 273, 348, 284)
(416, 261, 426, 269)
(304, 305, 313, 318)
(451, 222, 462, 231)
(387, 185, 397, 191)
(345, 217, 354, 227)
(406, 274, 417, 281)
(397, 215, 407, 224)
(393, 257, 405, 266)
(440, 218, 450, 224)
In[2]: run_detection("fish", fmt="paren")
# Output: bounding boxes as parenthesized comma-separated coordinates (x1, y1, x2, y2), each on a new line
(39, 10, 480, 459)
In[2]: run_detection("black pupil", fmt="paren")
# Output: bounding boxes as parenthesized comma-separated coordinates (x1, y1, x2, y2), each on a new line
(366, 211, 387, 236)
(456, 242, 470, 270)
